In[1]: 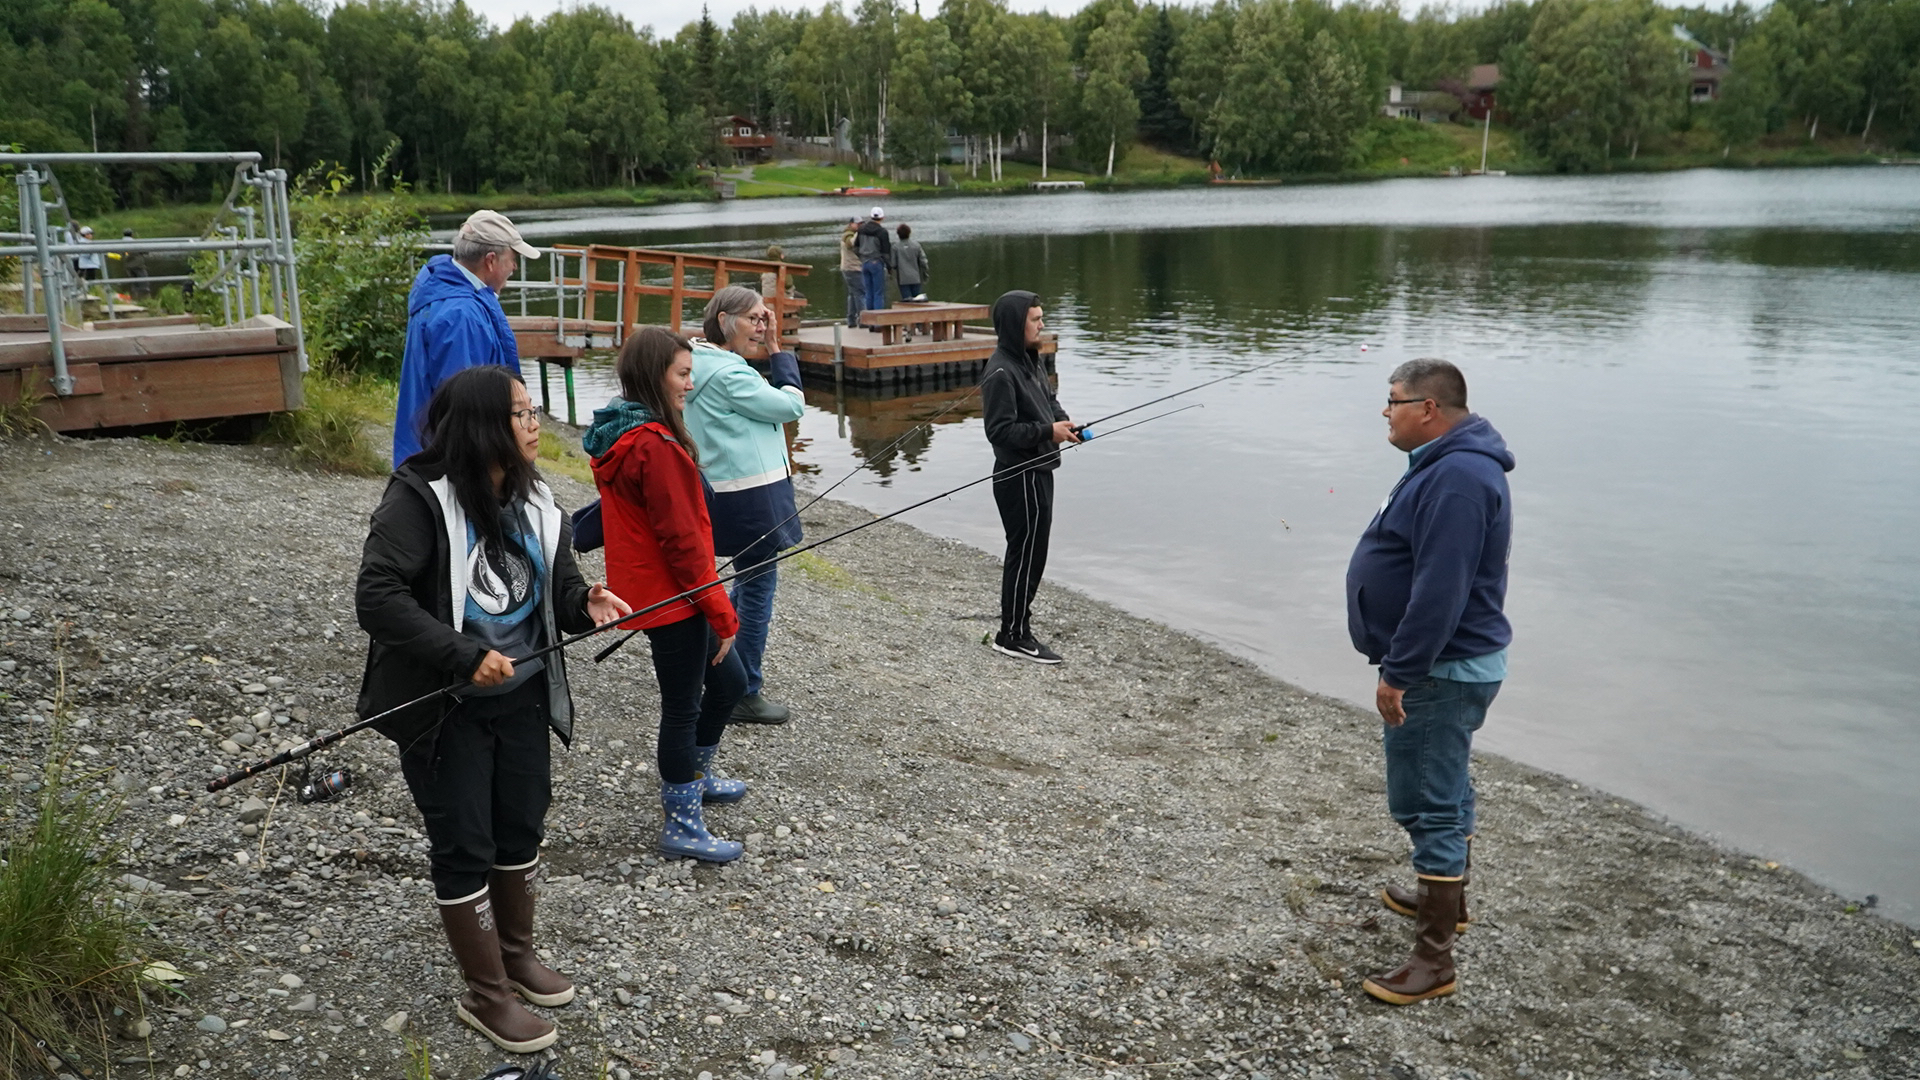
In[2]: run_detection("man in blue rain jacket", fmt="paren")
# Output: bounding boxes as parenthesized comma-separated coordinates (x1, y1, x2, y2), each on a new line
(392, 211, 541, 465)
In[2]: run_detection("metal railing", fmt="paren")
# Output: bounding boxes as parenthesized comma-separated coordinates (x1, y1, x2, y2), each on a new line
(0, 151, 306, 396)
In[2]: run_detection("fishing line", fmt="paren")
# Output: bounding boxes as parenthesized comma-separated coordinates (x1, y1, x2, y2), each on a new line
(1071, 355, 1289, 434)
(205, 402, 1200, 793)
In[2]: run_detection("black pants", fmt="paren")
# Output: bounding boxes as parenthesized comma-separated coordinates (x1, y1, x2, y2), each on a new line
(644, 613, 747, 784)
(400, 678, 550, 903)
(993, 467, 1054, 640)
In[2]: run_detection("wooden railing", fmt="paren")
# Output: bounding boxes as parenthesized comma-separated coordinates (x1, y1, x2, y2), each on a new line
(554, 244, 810, 357)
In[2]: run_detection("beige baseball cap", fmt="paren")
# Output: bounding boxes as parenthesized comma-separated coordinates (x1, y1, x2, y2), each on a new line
(458, 210, 541, 259)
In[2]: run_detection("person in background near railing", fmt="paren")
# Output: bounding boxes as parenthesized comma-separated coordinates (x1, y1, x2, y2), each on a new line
(392, 210, 542, 467)
(687, 285, 805, 726)
(120, 229, 149, 299)
(355, 365, 631, 1053)
(839, 220, 866, 329)
(759, 244, 803, 301)
(583, 326, 750, 863)
(890, 223, 929, 302)
(855, 206, 892, 313)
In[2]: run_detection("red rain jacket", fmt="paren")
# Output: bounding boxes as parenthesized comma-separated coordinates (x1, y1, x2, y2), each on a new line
(590, 423, 739, 638)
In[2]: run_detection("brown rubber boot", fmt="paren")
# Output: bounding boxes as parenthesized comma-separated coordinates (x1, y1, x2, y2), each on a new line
(1382, 836, 1471, 931)
(489, 860, 576, 1007)
(1363, 876, 1462, 1006)
(438, 891, 558, 1052)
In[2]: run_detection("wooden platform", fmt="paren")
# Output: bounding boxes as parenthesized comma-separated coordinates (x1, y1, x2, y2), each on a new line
(0, 315, 301, 433)
(791, 322, 1056, 388)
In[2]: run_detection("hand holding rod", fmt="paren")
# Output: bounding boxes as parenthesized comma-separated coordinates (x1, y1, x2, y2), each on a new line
(1071, 355, 1287, 434)
(206, 403, 1201, 792)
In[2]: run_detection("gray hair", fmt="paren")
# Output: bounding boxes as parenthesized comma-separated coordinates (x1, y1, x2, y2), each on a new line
(453, 235, 508, 265)
(1388, 358, 1468, 411)
(703, 283, 764, 345)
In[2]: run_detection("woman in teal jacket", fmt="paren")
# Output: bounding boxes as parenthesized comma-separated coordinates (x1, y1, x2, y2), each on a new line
(687, 285, 806, 724)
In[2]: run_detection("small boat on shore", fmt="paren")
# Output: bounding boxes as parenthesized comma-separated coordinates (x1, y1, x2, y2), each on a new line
(833, 186, 892, 197)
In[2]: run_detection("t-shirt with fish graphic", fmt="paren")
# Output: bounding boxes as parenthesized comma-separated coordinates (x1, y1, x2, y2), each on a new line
(459, 500, 546, 697)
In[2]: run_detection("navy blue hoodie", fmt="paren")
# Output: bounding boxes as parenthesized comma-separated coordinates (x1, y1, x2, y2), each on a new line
(1346, 414, 1515, 689)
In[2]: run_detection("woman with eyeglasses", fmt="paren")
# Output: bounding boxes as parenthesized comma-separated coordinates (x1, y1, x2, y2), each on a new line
(685, 284, 806, 726)
(584, 326, 751, 863)
(356, 364, 630, 1053)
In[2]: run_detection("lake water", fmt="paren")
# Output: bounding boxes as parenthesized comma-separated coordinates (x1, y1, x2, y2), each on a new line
(501, 170, 1920, 927)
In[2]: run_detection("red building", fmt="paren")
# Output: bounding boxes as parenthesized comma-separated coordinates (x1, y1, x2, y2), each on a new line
(721, 115, 774, 160)
(1462, 64, 1501, 121)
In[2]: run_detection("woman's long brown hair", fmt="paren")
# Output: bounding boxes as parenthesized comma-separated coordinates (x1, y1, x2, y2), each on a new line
(614, 326, 699, 464)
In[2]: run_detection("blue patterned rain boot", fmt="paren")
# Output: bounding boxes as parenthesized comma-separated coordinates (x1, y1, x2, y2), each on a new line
(692, 744, 749, 805)
(658, 779, 744, 863)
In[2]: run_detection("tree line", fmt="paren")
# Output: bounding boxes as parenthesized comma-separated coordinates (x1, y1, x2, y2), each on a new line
(3, 0, 1918, 211)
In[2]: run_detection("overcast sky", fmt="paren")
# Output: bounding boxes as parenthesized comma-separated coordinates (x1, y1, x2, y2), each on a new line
(449, 0, 1089, 36)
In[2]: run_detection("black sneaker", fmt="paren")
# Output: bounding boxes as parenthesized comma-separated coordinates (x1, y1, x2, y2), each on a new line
(991, 633, 1062, 665)
(730, 693, 791, 725)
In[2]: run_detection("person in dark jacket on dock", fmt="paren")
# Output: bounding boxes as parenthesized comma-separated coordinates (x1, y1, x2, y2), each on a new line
(585, 326, 752, 864)
(854, 207, 892, 314)
(980, 290, 1079, 664)
(890, 223, 928, 302)
(1345, 358, 1513, 1007)
(392, 211, 542, 466)
(356, 365, 631, 1052)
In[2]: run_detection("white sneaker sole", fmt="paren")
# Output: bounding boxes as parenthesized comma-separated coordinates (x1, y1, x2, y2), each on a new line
(991, 640, 1062, 665)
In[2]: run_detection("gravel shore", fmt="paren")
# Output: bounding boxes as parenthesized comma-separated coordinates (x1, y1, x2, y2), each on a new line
(1, 432, 1916, 1080)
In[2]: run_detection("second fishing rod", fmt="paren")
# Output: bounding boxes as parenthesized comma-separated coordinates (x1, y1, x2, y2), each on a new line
(205, 401, 1200, 793)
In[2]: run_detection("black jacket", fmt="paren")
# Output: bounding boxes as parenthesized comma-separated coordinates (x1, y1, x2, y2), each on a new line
(355, 462, 596, 753)
(980, 290, 1067, 473)
(855, 219, 892, 261)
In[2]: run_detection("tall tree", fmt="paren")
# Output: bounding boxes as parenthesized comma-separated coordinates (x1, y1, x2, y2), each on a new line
(1079, 3, 1148, 176)
(888, 12, 967, 178)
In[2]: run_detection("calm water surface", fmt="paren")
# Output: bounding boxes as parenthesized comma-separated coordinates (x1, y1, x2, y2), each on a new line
(505, 170, 1920, 926)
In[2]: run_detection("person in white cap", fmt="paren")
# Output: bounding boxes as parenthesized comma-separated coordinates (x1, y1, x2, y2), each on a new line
(853, 206, 892, 316)
(393, 210, 543, 465)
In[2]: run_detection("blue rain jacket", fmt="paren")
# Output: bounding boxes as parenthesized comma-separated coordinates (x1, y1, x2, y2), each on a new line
(392, 255, 522, 465)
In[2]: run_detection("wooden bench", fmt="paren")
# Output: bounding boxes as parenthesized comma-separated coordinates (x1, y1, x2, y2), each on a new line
(858, 301, 990, 347)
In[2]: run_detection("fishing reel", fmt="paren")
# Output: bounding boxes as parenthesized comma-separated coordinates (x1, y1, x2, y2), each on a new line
(295, 761, 353, 805)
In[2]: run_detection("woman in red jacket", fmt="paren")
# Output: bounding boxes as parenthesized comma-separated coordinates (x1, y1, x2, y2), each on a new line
(585, 326, 750, 862)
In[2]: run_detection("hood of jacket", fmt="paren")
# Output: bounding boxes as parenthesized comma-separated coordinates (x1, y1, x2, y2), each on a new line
(408, 254, 490, 317)
(582, 397, 659, 459)
(991, 290, 1040, 365)
(1407, 414, 1515, 478)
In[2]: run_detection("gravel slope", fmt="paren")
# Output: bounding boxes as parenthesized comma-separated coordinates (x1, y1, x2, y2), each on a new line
(1, 433, 1916, 1080)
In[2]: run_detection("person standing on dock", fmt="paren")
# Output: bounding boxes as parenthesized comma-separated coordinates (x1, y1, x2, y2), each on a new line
(1345, 358, 1513, 1007)
(854, 207, 892, 314)
(890, 223, 929, 302)
(839, 220, 866, 329)
(392, 210, 542, 466)
(687, 285, 806, 725)
(982, 290, 1079, 665)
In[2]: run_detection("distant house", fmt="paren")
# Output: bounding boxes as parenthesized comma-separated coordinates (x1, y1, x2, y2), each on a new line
(720, 115, 774, 160)
(1673, 26, 1730, 102)
(1382, 83, 1460, 124)
(1462, 64, 1500, 120)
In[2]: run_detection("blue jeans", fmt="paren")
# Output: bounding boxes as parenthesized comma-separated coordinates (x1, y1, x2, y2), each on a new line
(643, 614, 746, 784)
(861, 259, 888, 313)
(1382, 676, 1500, 878)
(842, 270, 865, 327)
(729, 562, 777, 697)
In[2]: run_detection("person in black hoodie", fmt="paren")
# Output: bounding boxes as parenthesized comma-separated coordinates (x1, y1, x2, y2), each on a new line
(979, 290, 1079, 663)
(356, 365, 630, 1052)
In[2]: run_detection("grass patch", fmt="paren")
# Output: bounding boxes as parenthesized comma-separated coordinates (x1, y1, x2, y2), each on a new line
(260, 370, 395, 475)
(735, 163, 926, 198)
(1355, 118, 1526, 175)
(0, 647, 144, 1077)
(538, 425, 595, 485)
(789, 548, 856, 588)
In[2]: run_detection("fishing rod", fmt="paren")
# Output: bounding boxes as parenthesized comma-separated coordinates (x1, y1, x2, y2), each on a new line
(205, 402, 1201, 794)
(1071, 355, 1289, 435)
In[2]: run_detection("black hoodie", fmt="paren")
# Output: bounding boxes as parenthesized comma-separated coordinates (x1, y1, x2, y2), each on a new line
(980, 290, 1068, 472)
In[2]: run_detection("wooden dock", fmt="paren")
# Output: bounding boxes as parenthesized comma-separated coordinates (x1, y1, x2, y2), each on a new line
(0, 314, 302, 434)
(791, 314, 1056, 388)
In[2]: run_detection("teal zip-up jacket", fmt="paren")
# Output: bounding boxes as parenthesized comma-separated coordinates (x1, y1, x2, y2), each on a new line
(685, 341, 804, 491)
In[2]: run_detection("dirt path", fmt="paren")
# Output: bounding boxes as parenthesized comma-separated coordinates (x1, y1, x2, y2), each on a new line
(1, 434, 1915, 1080)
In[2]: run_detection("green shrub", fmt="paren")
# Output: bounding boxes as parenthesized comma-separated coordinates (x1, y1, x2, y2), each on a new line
(0, 660, 142, 1077)
(292, 146, 427, 379)
(155, 283, 187, 315)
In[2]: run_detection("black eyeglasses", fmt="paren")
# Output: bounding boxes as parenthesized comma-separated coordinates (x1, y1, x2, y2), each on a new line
(1385, 397, 1431, 408)
(509, 408, 541, 428)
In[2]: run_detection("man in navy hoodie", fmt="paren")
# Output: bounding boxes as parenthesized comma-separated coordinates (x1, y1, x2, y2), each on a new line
(392, 211, 540, 465)
(1345, 358, 1513, 1007)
